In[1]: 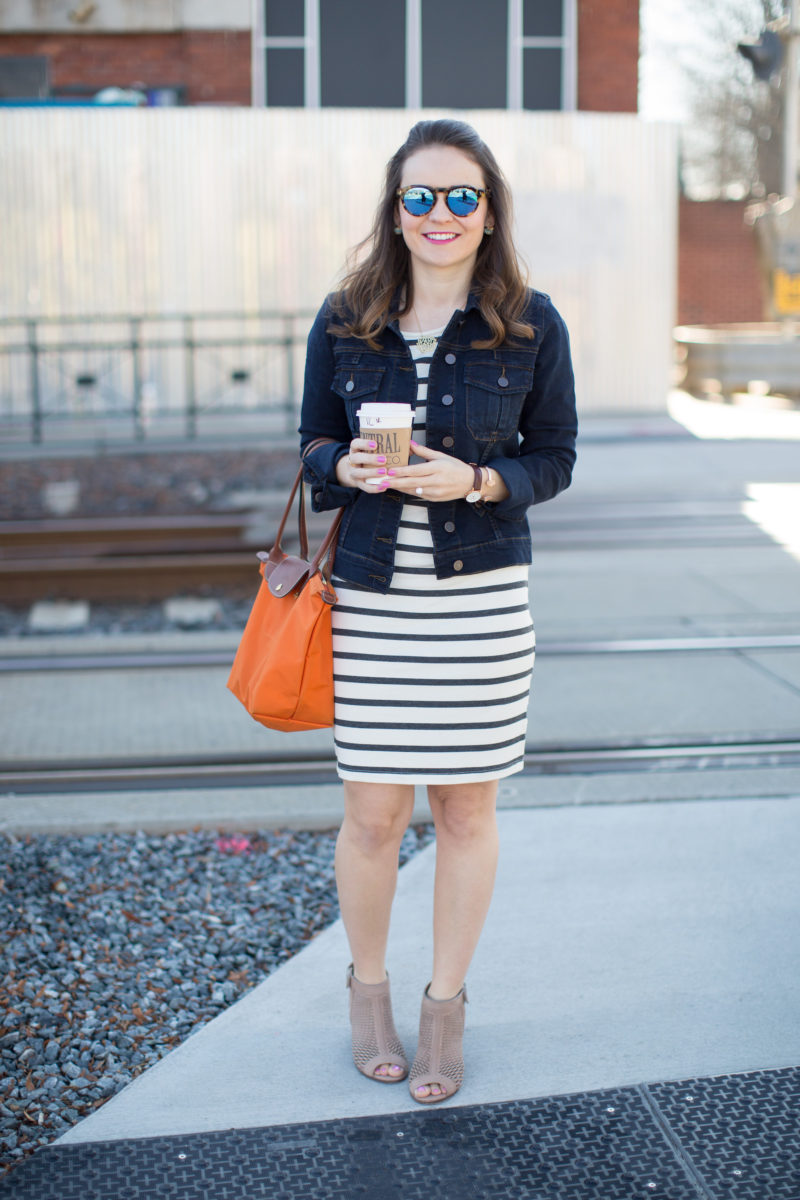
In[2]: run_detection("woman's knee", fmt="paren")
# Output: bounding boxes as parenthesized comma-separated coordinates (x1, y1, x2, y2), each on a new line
(428, 783, 498, 842)
(341, 783, 413, 853)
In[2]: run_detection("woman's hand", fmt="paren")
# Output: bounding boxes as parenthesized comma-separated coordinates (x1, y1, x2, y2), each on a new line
(374, 441, 474, 501)
(335, 437, 399, 493)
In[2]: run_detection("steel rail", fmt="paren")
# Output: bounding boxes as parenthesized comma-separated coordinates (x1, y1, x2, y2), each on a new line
(2, 738, 800, 794)
(1, 632, 799, 674)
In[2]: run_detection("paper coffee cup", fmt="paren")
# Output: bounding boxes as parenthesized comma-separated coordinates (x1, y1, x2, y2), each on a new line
(357, 403, 414, 468)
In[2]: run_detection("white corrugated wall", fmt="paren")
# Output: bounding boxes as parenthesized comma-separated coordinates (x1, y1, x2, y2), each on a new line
(0, 108, 678, 413)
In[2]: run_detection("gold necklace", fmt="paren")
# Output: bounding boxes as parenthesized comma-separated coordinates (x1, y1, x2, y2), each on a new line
(411, 305, 439, 354)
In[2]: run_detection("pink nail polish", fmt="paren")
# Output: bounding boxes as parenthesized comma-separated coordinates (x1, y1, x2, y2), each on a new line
(387, 469, 397, 476)
(369, 440, 377, 449)
(377, 468, 387, 475)
(376, 455, 387, 463)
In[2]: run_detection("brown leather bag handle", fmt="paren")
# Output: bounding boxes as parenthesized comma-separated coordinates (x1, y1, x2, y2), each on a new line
(311, 506, 343, 583)
(272, 465, 304, 558)
(268, 462, 343, 599)
(298, 437, 344, 567)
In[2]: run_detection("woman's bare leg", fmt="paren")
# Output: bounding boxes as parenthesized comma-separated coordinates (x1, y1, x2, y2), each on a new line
(413, 779, 500, 1098)
(335, 780, 415, 1078)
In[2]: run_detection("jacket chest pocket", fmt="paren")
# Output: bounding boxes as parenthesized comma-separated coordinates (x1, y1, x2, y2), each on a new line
(463, 362, 533, 442)
(332, 367, 387, 435)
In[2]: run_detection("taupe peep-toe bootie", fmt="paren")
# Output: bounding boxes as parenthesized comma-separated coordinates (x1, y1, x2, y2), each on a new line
(346, 964, 409, 1082)
(408, 983, 468, 1104)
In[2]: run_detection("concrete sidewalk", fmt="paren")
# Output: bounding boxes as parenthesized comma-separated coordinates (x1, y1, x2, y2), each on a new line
(2, 409, 798, 1157)
(58, 791, 800, 1144)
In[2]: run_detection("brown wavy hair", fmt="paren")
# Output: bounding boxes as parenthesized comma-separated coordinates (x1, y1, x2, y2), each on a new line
(328, 119, 533, 350)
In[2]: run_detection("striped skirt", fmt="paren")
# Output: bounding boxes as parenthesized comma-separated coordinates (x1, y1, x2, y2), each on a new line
(331, 502, 535, 784)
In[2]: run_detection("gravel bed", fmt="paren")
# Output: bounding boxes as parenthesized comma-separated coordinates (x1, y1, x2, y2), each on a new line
(0, 447, 299, 521)
(0, 445, 310, 640)
(0, 824, 434, 1176)
(0, 595, 254, 639)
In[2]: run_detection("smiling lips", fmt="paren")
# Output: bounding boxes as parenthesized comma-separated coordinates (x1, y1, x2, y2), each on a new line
(423, 232, 459, 242)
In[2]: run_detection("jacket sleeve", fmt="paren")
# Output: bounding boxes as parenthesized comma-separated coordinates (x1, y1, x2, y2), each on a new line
(488, 297, 577, 521)
(298, 301, 357, 512)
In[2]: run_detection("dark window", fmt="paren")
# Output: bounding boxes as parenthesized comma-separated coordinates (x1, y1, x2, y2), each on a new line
(0, 56, 49, 99)
(422, 0, 506, 108)
(267, 47, 304, 106)
(265, 0, 304, 37)
(523, 47, 562, 110)
(523, 0, 563, 38)
(320, 0, 405, 106)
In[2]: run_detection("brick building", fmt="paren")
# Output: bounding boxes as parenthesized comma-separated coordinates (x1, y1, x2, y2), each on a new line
(0, 1, 252, 107)
(0, 0, 638, 112)
(0, 1, 760, 325)
(678, 199, 764, 327)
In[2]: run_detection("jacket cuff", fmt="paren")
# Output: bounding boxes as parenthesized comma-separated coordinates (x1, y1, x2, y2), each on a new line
(486, 457, 534, 520)
(302, 443, 355, 512)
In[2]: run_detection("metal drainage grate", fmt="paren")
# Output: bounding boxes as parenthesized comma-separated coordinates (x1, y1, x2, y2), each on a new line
(1, 1066, 798, 1200)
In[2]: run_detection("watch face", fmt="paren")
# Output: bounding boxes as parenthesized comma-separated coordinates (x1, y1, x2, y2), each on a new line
(466, 490, 481, 503)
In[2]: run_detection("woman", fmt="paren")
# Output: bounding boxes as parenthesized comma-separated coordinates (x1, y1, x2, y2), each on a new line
(299, 118, 576, 1104)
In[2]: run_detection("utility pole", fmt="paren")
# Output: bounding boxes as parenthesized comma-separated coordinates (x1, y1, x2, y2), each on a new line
(784, 0, 799, 197)
(739, 0, 800, 196)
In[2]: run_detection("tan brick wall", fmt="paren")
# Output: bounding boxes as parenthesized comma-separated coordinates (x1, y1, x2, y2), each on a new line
(678, 198, 765, 325)
(577, 0, 639, 113)
(0, 31, 251, 105)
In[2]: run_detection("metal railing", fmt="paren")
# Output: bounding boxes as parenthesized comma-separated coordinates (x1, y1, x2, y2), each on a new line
(0, 311, 315, 444)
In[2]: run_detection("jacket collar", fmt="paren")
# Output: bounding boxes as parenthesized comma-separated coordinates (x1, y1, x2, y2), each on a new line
(387, 289, 482, 334)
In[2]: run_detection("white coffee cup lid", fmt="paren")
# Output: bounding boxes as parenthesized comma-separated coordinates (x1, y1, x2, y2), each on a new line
(357, 403, 412, 415)
(357, 403, 413, 426)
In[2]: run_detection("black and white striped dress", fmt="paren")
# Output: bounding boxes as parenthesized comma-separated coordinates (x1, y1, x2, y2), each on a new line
(331, 329, 535, 784)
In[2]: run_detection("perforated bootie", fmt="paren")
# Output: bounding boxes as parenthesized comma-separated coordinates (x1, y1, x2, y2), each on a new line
(409, 983, 468, 1104)
(346, 964, 409, 1083)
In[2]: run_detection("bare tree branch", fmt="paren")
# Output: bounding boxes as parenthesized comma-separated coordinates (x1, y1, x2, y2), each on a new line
(677, 0, 786, 198)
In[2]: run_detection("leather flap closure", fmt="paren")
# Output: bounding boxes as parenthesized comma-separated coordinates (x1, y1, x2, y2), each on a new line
(263, 553, 310, 598)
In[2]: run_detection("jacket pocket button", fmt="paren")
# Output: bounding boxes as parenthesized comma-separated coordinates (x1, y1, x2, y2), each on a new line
(442, 436, 454, 447)
(445, 353, 456, 365)
(444, 521, 456, 533)
(498, 375, 509, 388)
(453, 559, 464, 571)
(441, 394, 454, 406)
(345, 380, 355, 392)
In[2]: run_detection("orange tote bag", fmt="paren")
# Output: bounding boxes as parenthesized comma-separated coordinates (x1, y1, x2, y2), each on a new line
(227, 464, 343, 732)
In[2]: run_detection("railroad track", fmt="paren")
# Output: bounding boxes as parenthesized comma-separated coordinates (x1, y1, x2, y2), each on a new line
(2, 632, 800, 672)
(0, 512, 294, 601)
(0, 498, 772, 603)
(3, 737, 800, 794)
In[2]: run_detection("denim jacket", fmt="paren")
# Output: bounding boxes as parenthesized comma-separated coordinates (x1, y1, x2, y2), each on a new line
(298, 288, 577, 593)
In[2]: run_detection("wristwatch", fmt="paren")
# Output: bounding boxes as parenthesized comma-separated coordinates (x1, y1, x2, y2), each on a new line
(465, 463, 484, 503)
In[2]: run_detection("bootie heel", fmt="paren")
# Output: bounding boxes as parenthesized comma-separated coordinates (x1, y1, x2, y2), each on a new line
(346, 964, 408, 1083)
(409, 983, 468, 1104)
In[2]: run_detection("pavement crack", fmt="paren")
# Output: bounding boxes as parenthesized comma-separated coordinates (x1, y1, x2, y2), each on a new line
(737, 650, 800, 700)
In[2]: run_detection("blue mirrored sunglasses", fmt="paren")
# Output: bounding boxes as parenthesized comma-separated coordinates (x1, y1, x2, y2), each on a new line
(396, 185, 490, 217)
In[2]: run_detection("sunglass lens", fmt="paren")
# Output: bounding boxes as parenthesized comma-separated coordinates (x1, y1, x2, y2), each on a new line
(402, 187, 435, 215)
(447, 187, 480, 215)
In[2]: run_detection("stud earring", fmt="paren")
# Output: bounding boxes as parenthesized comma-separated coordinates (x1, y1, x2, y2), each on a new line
(394, 226, 402, 234)
(484, 226, 494, 235)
